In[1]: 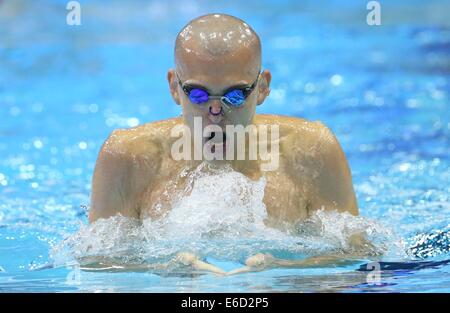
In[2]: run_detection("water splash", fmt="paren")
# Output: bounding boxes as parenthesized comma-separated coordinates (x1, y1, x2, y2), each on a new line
(50, 163, 407, 269)
(408, 225, 450, 259)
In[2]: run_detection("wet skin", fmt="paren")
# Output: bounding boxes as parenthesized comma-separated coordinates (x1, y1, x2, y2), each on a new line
(88, 14, 360, 274)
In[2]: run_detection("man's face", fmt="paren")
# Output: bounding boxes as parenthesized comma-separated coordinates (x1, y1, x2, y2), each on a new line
(178, 51, 260, 127)
(168, 14, 271, 157)
(168, 45, 271, 149)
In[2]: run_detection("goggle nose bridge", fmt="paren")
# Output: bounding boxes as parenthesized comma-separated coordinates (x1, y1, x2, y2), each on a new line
(206, 96, 233, 110)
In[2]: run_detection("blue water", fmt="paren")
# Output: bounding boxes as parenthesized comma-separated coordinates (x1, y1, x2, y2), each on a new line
(1, 0, 449, 292)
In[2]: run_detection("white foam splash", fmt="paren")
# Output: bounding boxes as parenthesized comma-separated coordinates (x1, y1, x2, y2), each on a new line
(50, 163, 407, 268)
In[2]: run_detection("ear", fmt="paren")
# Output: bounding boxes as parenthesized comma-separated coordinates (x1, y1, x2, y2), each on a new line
(256, 69, 272, 105)
(167, 69, 181, 105)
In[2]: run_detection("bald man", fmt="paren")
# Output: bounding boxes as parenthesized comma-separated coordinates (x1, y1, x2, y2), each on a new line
(88, 14, 362, 274)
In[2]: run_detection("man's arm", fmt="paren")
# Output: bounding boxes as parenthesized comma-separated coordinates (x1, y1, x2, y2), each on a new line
(226, 253, 364, 275)
(309, 123, 359, 215)
(76, 252, 227, 276)
(310, 125, 376, 253)
(89, 130, 160, 223)
(227, 124, 366, 276)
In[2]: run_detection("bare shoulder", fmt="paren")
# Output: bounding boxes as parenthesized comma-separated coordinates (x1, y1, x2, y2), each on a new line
(95, 116, 184, 188)
(257, 114, 358, 214)
(89, 117, 182, 222)
(255, 114, 335, 151)
(270, 114, 358, 215)
(259, 114, 349, 180)
(103, 117, 183, 158)
(310, 121, 358, 214)
(255, 113, 328, 133)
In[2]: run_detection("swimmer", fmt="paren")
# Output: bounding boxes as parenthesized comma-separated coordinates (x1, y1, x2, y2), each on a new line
(89, 14, 362, 274)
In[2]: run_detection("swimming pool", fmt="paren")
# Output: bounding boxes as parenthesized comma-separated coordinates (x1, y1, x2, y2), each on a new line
(0, 0, 449, 292)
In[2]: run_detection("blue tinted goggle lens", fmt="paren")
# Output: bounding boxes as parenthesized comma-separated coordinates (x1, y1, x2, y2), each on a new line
(188, 88, 209, 104)
(188, 88, 245, 106)
(223, 89, 245, 106)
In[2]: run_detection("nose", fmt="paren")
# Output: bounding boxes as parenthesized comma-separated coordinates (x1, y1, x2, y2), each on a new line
(208, 100, 223, 116)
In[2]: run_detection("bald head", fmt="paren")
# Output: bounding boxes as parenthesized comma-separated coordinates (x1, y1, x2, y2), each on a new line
(175, 14, 261, 74)
(168, 14, 271, 131)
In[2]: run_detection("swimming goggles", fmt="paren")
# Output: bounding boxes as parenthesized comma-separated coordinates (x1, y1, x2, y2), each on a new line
(176, 71, 260, 108)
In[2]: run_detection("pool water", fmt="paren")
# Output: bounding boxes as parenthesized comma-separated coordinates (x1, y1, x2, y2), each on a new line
(0, 0, 449, 292)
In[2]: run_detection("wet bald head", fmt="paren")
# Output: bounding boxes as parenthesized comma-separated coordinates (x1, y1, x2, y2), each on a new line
(175, 14, 261, 77)
(168, 14, 271, 132)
